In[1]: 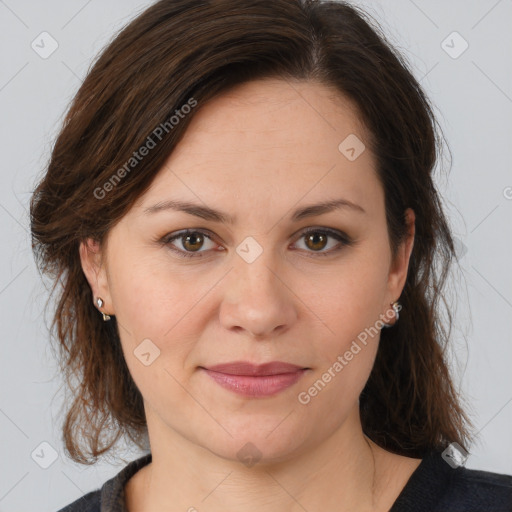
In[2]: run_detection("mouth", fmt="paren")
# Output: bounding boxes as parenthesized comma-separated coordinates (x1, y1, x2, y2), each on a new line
(199, 361, 311, 398)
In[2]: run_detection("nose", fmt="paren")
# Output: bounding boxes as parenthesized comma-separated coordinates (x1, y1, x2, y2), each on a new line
(219, 248, 298, 339)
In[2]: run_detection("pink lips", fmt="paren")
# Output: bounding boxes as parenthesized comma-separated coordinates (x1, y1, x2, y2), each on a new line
(200, 361, 309, 397)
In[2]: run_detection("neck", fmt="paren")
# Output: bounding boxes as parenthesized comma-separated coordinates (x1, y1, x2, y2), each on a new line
(127, 407, 408, 512)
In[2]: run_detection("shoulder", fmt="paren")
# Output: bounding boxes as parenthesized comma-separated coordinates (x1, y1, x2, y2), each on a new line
(54, 453, 152, 512)
(55, 490, 101, 512)
(391, 450, 512, 512)
(443, 464, 512, 510)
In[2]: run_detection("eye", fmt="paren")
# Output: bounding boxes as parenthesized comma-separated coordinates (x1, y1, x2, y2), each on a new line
(161, 227, 353, 259)
(162, 229, 220, 259)
(291, 227, 353, 256)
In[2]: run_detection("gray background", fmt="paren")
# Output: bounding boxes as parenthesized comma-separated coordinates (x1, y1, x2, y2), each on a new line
(1, 0, 511, 510)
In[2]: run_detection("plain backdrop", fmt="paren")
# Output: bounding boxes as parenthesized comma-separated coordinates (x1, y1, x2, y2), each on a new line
(0, 0, 511, 510)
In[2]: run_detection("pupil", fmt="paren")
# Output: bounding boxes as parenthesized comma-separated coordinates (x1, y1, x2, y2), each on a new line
(185, 233, 203, 251)
(308, 233, 326, 251)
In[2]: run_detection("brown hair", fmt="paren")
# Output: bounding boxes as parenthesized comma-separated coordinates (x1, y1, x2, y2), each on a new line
(30, 0, 473, 464)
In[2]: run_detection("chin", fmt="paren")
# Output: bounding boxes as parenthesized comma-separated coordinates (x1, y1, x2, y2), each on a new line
(200, 419, 312, 467)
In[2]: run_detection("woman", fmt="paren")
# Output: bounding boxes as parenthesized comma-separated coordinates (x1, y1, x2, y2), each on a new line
(30, 0, 512, 511)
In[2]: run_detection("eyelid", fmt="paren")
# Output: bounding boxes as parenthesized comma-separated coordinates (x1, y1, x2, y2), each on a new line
(161, 226, 353, 259)
(161, 229, 220, 258)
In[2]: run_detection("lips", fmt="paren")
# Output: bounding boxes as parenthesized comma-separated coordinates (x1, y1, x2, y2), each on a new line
(199, 361, 310, 397)
(203, 361, 307, 376)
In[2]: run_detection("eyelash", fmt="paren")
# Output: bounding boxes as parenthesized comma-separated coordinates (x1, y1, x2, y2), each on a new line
(160, 227, 353, 259)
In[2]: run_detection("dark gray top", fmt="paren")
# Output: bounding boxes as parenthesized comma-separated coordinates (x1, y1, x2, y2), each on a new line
(56, 450, 512, 511)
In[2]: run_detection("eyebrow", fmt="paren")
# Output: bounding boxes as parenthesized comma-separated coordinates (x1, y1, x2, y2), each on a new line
(142, 198, 366, 224)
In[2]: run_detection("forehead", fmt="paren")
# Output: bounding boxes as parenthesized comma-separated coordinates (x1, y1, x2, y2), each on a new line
(135, 78, 380, 218)
(174, 77, 368, 154)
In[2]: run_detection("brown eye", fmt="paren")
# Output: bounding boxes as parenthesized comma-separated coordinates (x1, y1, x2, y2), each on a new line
(163, 229, 218, 259)
(293, 228, 353, 256)
(162, 227, 352, 260)
(182, 232, 205, 252)
(304, 232, 328, 251)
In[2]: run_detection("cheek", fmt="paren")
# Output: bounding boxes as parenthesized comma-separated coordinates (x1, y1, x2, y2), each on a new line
(107, 253, 204, 396)
(298, 288, 381, 418)
(311, 256, 388, 345)
(108, 248, 209, 339)
(302, 253, 387, 397)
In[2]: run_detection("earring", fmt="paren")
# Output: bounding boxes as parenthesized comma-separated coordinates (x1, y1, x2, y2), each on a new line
(382, 300, 400, 328)
(95, 297, 111, 321)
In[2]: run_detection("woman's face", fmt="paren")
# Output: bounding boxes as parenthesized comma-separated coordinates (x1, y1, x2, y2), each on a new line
(81, 78, 414, 464)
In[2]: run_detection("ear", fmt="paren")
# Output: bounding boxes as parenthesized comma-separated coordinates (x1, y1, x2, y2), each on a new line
(385, 208, 415, 306)
(79, 238, 114, 316)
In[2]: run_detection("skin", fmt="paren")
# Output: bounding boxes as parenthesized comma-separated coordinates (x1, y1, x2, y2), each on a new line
(80, 78, 418, 511)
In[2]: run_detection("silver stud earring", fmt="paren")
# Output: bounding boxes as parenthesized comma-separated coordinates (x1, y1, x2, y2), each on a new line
(382, 300, 400, 328)
(95, 297, 111, 321)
